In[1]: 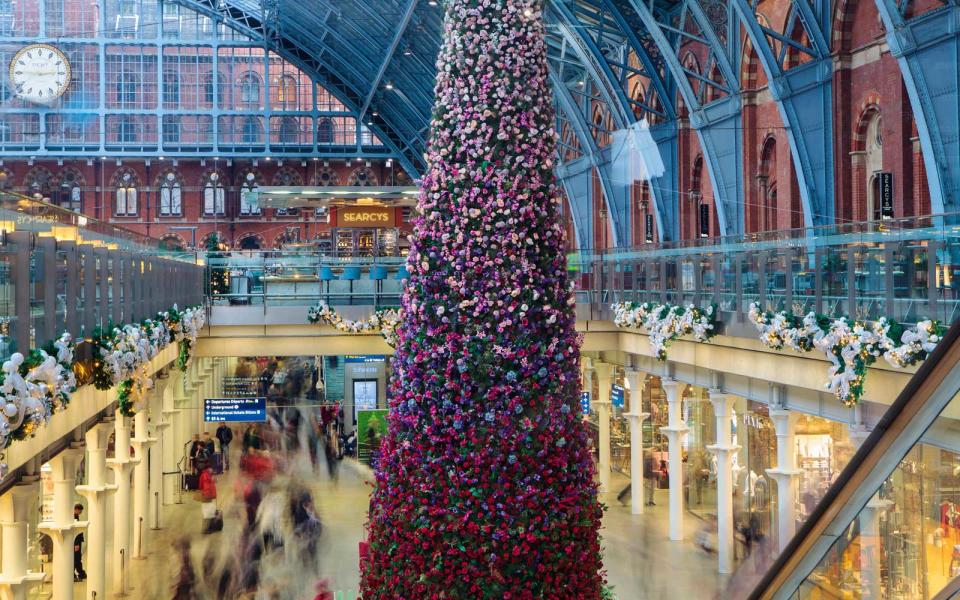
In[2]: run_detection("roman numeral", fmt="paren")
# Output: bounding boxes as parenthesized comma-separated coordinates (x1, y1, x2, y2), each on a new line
(17, 60, 24, 66)
(47, 88, 53, 95)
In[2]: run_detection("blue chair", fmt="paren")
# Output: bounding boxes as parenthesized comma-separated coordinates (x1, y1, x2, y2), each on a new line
(341, 266, 361, 303)
(318, 266, 337, 281)
(395, 266, 410, 281)
(369, 265, 388, 301)
(369, 265, 388, 280)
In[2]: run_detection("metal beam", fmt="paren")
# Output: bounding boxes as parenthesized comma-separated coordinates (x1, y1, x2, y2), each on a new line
(731, 0, 835, 227)
(624, 0, 744, 235)
(874, 0, 958, 216)
(359, 0, 420, 119)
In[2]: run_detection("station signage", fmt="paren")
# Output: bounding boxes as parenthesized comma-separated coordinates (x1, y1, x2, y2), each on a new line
(699, 203, 710, 238)
(337, 206, 396, 228)
(611, 384, 625, 408)
(878, 172, 894, 219)
(580, 391, 591, 415)
(644, 213, 654, 243)
(345, 355, 386, 363)
(204, 397, 267, 423)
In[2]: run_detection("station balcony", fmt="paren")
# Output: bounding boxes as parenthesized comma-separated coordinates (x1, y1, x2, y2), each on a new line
(0, 195, 205, 357)
(571, 213, 960, 328)
(207, 213, 960, 331)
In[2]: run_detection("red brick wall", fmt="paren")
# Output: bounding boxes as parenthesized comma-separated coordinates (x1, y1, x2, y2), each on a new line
(3, 158, 412, 248)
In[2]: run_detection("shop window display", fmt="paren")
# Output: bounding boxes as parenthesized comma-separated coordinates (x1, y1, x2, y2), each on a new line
(800, 443, 960, 599)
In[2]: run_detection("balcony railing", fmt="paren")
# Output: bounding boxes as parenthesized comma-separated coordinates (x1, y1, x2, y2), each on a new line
(0, 194, 205, 356)
(205, 213, 960, 328)
(206, 250, 409, 308)
(571, 213, 960, 325)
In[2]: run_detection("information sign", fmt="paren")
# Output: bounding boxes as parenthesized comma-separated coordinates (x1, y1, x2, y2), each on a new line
(611, 384, 625, 408)
(879, 172, 894, 219)
(580, 391, 591, 415)
(204, 397, 267, 422)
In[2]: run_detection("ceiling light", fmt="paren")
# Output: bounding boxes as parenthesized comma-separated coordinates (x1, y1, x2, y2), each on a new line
(428, 0, 437, 5)
(403, 46, 413, 56)
(385, 83, 394, 90)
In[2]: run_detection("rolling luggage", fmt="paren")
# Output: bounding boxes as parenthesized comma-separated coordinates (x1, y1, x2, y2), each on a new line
(183, 473, 200, 491)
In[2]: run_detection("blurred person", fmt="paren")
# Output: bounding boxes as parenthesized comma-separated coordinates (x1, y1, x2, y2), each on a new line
(73, 503, 86, 581)
(216, 423, 234, 470)
(189, 433, 206, 474)
(171, 538, 197, 600)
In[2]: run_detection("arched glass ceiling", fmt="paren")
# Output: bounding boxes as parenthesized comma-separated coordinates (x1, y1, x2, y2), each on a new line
(176, 0, 716, 174)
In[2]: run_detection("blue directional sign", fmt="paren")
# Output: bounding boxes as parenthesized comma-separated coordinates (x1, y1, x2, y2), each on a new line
(611, 384, 625, 408)
(580, 391, 591, 415)
(204, 397, 267, 422)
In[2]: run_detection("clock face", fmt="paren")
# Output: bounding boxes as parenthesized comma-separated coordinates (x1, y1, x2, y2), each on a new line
(9, 44, 71, 105)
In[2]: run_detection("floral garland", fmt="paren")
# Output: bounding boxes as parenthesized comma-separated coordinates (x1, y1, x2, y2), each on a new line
(92, 305, 204, 392)
(747, 303, 945, 406)
(0, 332, 76, 451)
(611, 302, 719, 360)
(307, 301, 402, 346)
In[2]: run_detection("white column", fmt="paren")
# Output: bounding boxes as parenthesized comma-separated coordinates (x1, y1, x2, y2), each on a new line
(707, 391, 739, 574)
(660, 379, 687, 541)
(150, 391, 171, 525)
(130, 409, 157, 559)
(766, 409, 801, 553)
(39, 448, 87, 600)
(594, 362, 614, 493)
(106, 412, 139, 596)
(76, 423, 117, 600)
(0, 481, 45, 600)
(859, 495, 892, 599)
(623, 369, 649, 515)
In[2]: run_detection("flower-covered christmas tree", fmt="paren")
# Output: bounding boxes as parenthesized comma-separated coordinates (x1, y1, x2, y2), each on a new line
(360, 0, 604, 597)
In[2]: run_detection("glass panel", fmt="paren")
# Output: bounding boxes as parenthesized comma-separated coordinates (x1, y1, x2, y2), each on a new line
(29, 246, 45, 348)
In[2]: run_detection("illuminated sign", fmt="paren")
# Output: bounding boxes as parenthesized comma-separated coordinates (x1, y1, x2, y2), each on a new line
(338, 207, 396, 228)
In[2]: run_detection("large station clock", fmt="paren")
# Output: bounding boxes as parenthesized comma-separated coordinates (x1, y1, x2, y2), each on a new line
(9, 44, 71, 105)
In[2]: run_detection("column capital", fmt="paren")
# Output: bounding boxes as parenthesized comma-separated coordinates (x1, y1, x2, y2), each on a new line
(660, 424, 689, 436)
(37, 519, 87, 542)
(768, 408, 800, 436)
(0, 481, 39, 523)
(766, 466, 802, 481)
(76, 482, 118, 500)
(708, 391, 736, 417)
(581, 356, 594, 371)
(47, 446, 86, 481)
(623, 411, 650, 422)
(593, 361, 614, 380)
(106, 455, 141, 472)
(706, 443, 741, 455)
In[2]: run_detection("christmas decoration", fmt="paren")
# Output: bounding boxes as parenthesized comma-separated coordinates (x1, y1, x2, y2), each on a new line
(307, 301, 402, 346)
(205, 233, 229, 296)
(747, 303, 944, 405)
(360, 0, 604, 597)
(611, 302, 718, 360)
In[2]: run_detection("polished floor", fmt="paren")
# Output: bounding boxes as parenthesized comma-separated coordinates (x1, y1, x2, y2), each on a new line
(35, 451, 727, 599)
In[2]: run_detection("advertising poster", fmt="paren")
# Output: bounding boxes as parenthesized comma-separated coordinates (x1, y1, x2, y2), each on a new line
(357, 409, 389, 465)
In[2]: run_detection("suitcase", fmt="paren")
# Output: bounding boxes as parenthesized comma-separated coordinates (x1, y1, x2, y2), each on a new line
(183, 473, 200, 491)
(203, 510, 223, 534)
(210, 452, 223, 475)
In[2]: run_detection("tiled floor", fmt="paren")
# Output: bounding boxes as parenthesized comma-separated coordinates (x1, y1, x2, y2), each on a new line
(32, 453, 727, 599)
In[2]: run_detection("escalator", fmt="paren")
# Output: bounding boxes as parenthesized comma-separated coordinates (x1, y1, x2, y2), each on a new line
(748, 319, 960, 599)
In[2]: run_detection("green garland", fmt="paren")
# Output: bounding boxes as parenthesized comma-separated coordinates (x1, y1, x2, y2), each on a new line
(117, 378, 134, 417)
(177, 338, 192, 372)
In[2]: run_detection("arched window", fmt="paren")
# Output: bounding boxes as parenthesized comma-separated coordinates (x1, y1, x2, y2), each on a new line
(239, 171, 260, 215)
(56, 168, 83, 212)
(758, 137, 778, 232)
(240, 71, 261, 105)
(202, 171, 225, 216)
(162, 69, 179, 106)
(238, 235, 263, 250)
(241, 116, 263, 144)
(865, 113, 883, 222)
(348, 167, 377, 186)
(158, 171, 182, 216)
(278, 117, 299, 144)
(317, 118, 333, 144)
(113, 169, 139, 216)
(23, 167, 53, 200)
(276, 74, 298, 107)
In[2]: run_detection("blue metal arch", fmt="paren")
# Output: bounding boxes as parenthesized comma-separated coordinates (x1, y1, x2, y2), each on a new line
(874, 1, 957, 217)
(625, 0, 745, 235)
(732, 0, 835, 227)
